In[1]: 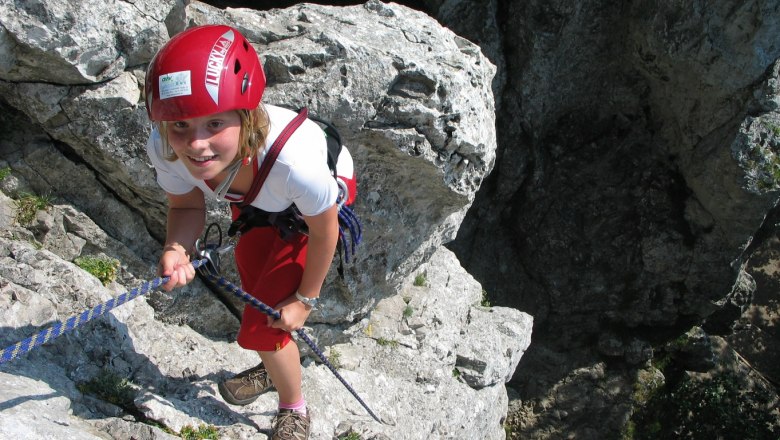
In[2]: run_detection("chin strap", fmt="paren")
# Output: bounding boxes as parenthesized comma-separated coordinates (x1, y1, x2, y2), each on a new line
(213, 159, 244, 200)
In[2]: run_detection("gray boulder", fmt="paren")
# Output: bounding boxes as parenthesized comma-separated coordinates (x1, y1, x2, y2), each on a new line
(0, 1, 530, 439)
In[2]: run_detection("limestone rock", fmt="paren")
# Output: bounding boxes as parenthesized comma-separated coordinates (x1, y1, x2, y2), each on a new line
(0, 1, 524, 439)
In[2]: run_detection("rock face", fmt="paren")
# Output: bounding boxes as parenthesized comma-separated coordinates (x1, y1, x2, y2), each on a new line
(5, 0, 778, 437)
(0, 1, 531, 439)
(439, 0, 780, 437)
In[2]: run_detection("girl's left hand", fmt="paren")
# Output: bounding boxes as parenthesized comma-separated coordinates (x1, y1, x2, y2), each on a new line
(268, 294, 313, 332)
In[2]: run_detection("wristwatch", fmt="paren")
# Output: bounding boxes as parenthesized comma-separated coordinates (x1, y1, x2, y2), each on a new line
(295, 292, 319, 309)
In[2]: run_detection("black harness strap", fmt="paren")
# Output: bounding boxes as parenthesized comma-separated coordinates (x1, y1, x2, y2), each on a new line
(308, 114, 343, 178)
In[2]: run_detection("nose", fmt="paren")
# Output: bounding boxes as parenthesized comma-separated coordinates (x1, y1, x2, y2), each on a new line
(187, 126, 212, 150)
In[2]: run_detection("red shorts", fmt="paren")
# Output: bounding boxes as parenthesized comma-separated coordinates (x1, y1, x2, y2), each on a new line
(233, 218, 308, 352)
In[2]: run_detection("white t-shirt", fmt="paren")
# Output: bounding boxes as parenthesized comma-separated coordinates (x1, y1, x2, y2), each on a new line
(146, 104, 338, 216)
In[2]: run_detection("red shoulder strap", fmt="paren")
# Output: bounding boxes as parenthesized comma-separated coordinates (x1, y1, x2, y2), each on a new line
(238, 108, 309, 208)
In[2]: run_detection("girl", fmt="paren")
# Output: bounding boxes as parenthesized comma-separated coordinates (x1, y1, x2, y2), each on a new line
(144, 24, 342, 440)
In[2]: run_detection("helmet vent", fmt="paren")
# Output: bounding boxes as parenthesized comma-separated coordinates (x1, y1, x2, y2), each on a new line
(241, 72, 249, 95)
(234, 59, 242, 74)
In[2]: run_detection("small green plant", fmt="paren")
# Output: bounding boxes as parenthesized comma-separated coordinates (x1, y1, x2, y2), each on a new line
(480, 289, 491, 307)
(0, 167, 11, 181)
(179, 424, 219, 440)
(75, 255, 120, 286)
(621, 420, 636, 440)
(765, 120, 780, 137)
(632, 368, 664, 406)
(337, 432, 362, 440)
(328, 347, 343, 370)
(77, 369, 136, 407)
(452, 368, 461, 378)
(413, 272, 427, 287)
(376, 337, 399, 348)
(14, 193, 53, 226)
(403, 305, 414, 318)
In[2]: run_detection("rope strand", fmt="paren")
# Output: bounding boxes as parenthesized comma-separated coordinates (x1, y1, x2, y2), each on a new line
(0, 260, 207, 364)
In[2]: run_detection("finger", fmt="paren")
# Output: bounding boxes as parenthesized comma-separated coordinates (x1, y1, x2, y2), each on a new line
(267, 308, 280, 328)
(181, 265, 193, 285)
(162, 271, 176, 292)
(179, 266, 188, 284)
(169, 266, 187, 290)
(270, 309, 286, 329)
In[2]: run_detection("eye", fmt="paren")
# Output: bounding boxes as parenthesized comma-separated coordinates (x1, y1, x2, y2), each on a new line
(172, 121, 188, 129)
(208, 120, 225, 129)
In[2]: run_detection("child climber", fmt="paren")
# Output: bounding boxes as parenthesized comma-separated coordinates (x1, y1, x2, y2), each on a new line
(144, 24, 345, 439)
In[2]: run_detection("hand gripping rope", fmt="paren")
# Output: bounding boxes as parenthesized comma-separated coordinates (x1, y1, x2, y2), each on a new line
(0, 258, 381, 424)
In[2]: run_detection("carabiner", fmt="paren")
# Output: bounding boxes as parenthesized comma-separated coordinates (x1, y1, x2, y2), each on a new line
(194, 223, 231, 277)
(336, 178, 350, 209)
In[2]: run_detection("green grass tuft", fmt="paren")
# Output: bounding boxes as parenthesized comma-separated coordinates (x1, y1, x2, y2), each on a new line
(480, 289, 491, 307)
(179, 424, 219, 440)
(328, 347, 343, 370)
(75, 255, 120, 286)
(14, 193, 53, 226)
(77, 369, 136, 407)
(376, 337, 399, 348)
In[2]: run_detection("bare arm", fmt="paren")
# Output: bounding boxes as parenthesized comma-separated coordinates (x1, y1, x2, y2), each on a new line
(270, 204, 339, 330)
(299, 204, 340, 298)
(159, 188, 206, 291)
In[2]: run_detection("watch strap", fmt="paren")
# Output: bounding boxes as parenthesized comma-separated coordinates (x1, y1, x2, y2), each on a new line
(295, 291, 319, 309)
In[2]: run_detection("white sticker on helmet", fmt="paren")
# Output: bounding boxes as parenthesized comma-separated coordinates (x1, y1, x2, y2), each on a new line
(159, 71, 192, 100)
(204, 30, 235, 106)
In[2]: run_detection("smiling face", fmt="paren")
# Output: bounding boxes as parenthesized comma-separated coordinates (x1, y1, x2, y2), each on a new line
(165, 110, 242, 181)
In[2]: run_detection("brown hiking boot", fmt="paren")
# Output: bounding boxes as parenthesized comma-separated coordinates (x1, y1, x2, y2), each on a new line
(218, 363, 274, 405)
(271, 408, 311, 440)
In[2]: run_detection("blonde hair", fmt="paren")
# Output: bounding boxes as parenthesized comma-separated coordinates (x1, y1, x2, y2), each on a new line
(158, 105, 271, 162)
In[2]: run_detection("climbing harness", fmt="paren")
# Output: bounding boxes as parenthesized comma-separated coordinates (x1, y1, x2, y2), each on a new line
(224, 107, 362, 272)
(0, 257, 381, 424)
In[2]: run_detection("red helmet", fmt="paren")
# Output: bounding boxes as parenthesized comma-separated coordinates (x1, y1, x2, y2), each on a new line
(145, 25, 266, 121)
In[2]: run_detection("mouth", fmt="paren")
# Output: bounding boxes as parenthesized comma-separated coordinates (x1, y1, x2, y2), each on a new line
(189, 154, 218, 165)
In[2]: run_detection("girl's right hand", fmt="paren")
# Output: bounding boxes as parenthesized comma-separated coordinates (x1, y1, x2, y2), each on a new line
(158, 243, 195, 291)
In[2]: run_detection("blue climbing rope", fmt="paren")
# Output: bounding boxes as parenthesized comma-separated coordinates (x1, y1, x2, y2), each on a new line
(338, 204, 362, 263)
(0, 259, 209, 364)
(0, 258, 381, 423)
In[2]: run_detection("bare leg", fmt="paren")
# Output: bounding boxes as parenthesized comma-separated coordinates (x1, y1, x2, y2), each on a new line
(258, 342, 302, 404)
